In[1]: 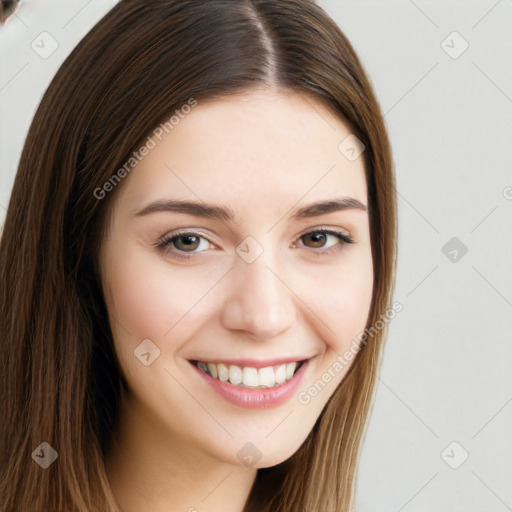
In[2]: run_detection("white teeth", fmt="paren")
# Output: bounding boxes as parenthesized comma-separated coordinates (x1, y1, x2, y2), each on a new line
(258, 366, 275, 388)
(242, 367, 259, 387)
(286, 362, 296, 380)
(195, 360, 301, 388)
(229, 365, 243, 385)
(217, 363, 229, 382)
(275, 364, 287, 384)
(207, 363, 218, 379)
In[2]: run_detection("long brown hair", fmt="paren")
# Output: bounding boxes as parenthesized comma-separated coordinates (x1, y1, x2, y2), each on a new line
(0, 1, 396, 510)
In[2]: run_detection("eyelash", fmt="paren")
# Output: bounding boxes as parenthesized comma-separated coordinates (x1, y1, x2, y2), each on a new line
(154, 228, 354, 261)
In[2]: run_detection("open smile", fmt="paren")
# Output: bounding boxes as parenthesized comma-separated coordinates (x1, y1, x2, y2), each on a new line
(188, 357, 311, 408)
(191, 359, 306, 389)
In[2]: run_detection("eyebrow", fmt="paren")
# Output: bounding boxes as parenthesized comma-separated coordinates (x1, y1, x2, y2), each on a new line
(131, 196, 368, 222)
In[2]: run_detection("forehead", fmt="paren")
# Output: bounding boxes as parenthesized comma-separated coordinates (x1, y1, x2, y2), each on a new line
(118, 89, 368, 215)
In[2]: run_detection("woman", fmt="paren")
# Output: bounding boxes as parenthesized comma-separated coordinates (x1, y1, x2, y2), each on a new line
(0, 1, 397, 510)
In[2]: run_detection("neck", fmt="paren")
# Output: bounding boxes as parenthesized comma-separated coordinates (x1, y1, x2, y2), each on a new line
(105, 394, 257, 512)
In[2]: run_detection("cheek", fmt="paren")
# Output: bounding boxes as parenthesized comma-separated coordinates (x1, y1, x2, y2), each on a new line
(102, 246, 223, 346)
(314, 252, 374, 350)
(104, 260, 175, 341)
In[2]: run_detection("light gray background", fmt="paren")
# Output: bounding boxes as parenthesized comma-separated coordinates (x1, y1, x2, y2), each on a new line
(1, 1, 511, 511)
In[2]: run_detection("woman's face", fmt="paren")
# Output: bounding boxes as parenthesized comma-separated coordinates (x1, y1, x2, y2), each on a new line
(100, 89, 373, 468)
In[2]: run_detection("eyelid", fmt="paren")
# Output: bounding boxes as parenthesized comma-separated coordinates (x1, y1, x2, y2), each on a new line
(154, 229, 217, 257)
(300, 226, 353, 242)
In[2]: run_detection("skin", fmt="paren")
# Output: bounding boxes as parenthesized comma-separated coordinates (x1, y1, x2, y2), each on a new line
(101, 88, 373, 512)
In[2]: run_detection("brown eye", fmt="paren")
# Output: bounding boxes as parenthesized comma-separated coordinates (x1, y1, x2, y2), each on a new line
(299, 229, 354, 251)
(156, 231, 213, 259)
(302, 232, 328, 248)
(172, 234, 201, 252)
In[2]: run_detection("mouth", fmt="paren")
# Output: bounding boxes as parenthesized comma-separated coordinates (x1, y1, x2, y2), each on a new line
(189, 359, 307, 389)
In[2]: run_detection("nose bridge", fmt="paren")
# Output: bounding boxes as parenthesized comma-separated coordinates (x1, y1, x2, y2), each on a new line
(219, 246, 297, 340)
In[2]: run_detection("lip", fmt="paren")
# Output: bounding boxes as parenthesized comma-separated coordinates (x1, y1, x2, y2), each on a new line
(190, 359, 309, 409)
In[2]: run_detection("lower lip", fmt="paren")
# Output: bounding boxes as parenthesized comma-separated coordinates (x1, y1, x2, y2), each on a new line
(191, 361, 308, 409)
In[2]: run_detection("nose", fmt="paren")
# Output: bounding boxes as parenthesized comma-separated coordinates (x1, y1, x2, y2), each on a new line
(219, 253, 297, 341)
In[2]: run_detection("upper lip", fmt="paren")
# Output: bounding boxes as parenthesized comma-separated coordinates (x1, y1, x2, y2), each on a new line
(189, 357, 310, 368)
